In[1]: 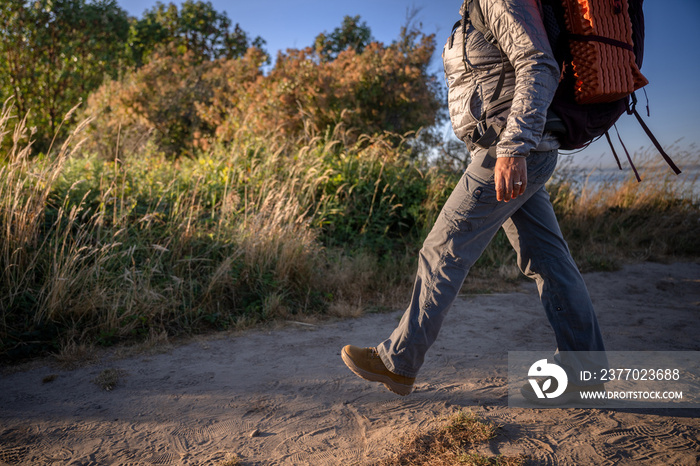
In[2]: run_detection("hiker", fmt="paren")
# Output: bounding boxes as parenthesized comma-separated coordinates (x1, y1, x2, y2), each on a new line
(341, 0, 608, 397)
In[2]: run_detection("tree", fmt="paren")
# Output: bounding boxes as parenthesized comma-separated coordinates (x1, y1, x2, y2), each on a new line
(82, 47, 267, 158)
(83, 14, 442, 157)
(127, 0, 266, 67)
(233, 27, 442, 145)
(314, 15, 373, 62)
(0, 0, 130, 152)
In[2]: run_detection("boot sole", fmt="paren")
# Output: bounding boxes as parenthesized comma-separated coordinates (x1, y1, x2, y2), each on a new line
(341, 347, 413, 396)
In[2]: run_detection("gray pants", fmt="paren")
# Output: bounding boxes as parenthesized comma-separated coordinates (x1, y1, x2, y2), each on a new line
(377, 148, 606, 379)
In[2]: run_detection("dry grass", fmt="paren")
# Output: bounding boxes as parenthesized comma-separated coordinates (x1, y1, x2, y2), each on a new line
(379, 410, 525, 466)
(0, 100, 697, 364)
(218, 454, 241, 466)
(0, 107, 425, 363)
(92, 368, 126, 391)
(549, 152, 699, 271)
(464, 151, 700, 283)
(54, 341, 100, 369)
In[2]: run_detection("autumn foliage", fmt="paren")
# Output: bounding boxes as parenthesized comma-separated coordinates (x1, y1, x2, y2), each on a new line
(83, 32, 441, 157)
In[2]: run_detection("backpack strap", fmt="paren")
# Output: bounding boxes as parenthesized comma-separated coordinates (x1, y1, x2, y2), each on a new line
(449, 19, 462, 48)
(629, 94, 682, 175)
(614, 124, 642, 182)
(461, 0, 512, 156)
(567, 33, 634, 52)
(469, 49, 510, 158)
(604, 131, 624, 171)
(605, 95, 683, 182)
(466, 0, 496, 45)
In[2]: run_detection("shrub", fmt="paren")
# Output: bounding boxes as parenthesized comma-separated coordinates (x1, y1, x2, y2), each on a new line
(81, 25, 441, 158)
(0, 105, 452, 362)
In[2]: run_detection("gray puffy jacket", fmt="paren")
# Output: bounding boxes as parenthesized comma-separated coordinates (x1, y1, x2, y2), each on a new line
(443, 0, 560, 157)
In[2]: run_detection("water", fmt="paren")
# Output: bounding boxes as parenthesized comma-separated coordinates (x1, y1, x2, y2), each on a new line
(550, 163, 700, 200)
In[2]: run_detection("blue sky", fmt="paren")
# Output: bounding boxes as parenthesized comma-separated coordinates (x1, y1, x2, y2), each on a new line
(118, 0, 700, 168)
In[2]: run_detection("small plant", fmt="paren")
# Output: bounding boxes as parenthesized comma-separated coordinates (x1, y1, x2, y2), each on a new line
(444, 410, 498, 446)
(218, 454, 241, 466)
(379, 409, 525, 465)
(92, 368, 126, 391)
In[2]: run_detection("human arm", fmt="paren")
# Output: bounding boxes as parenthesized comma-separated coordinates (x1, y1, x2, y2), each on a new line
(478, 0, 560, 159)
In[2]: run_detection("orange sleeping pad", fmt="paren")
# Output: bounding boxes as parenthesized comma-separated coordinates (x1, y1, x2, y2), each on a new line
(562, 0, 648, 104)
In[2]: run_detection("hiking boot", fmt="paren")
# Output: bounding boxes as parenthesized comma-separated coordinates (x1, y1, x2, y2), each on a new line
(341, 345, 415, 396)
(521, 381, 606, 406)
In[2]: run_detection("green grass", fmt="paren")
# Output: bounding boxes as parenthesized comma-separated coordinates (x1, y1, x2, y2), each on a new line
(0, 104, 698, 364)
(0, 111, 448, 362)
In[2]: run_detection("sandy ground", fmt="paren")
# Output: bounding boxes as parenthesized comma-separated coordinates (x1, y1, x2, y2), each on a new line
(1, 261, 699, 465)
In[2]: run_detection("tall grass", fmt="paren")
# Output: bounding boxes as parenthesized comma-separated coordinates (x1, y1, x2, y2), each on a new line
(0, 104, 698, 363)
(467, 152, 700, 280)
(549, 150, 700, 270)
(0, 109, 448, 362)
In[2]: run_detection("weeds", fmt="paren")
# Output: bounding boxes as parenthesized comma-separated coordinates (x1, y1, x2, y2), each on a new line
(379, 410, 525, 465)
(0, 110, 440, 362)
(92, 368, 125, 391)
(0, 103, 697, 364)
(218, 454, 241, 466)
(549, 150, 700, 271)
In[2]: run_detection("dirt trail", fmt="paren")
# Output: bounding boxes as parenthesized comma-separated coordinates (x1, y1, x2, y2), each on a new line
(1, 261, 699, 465)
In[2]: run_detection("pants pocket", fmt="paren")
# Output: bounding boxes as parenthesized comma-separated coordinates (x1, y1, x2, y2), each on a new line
(527, 150, 558, 185)
(447, 172, 499, 233)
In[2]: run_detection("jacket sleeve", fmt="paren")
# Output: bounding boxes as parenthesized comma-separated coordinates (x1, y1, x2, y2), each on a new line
(479, 0, 560, 157)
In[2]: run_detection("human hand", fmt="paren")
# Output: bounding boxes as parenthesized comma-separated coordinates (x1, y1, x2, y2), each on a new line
(494, 156, 527, 202)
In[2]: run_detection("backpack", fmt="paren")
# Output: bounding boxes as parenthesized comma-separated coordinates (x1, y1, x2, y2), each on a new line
(459, 0, 681, 181)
